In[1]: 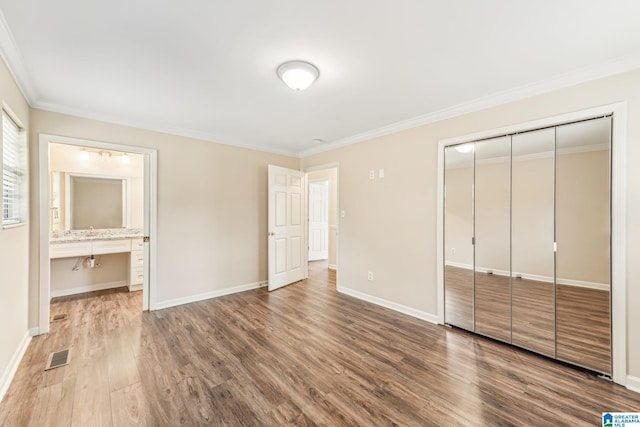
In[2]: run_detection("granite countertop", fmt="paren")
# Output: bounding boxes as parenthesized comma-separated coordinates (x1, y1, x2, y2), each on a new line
(50, 228, 144, 244)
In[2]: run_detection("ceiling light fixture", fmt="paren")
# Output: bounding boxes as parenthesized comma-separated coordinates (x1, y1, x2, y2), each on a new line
(454, 143, 474, 153)
(80, 148, 90, 160)
(277, 61, 319, 91)
(121, 153, 131, 164)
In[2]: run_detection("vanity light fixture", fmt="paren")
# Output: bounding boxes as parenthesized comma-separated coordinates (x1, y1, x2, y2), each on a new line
(78, 147, 131, 163)
(454, 143, 474, 153)
(277, 61, 319, 91)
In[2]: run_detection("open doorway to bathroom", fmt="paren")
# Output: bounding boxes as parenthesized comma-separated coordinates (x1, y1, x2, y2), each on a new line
(306, 166, 338, 285)
(48, 142, 145, 306)
(38, 134, 157, 335)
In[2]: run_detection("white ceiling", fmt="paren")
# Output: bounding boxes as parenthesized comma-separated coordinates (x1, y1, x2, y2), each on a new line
(0, 1, 639, 157)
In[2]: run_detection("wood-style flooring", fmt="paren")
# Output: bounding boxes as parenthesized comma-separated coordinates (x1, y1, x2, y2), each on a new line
(1, 261, 638, 426)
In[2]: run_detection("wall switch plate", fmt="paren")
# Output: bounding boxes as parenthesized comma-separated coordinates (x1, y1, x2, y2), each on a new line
(341, 210, 346, 218)
(369, 170, 375, 180)
(367, 271, 374, 281)
(378, 169, 385, 178)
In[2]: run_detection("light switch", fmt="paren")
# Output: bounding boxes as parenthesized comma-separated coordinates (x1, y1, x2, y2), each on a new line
(378, 169, 385, 178)
(341, 210, 346, 218)
(369, 170, 375, 180)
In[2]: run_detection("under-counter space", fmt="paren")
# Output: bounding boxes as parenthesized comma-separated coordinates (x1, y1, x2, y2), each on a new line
(49, 229, 145, 295)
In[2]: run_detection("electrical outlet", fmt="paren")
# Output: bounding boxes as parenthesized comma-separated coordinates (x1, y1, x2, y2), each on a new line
(369, 170, 375, 180)
(450, 247, 456, 254)
(367, 271, 374, 281)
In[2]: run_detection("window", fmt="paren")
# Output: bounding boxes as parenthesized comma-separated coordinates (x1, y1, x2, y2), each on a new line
(2, 111, 26, 226)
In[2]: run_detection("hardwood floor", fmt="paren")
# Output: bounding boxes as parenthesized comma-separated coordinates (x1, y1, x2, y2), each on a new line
(2, 261, 638, 426)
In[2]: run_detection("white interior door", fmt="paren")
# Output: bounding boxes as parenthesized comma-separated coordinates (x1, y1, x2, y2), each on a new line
(268, 165, 306, 291)
(308, 180, 329, 261)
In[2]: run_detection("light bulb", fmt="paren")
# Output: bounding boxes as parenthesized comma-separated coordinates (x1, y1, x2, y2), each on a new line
(121, 153, 131, 164)
(80, 148, 90, 160)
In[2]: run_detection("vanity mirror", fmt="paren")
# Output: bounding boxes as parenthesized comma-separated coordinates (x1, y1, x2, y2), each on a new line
(50, 171, 130, 231)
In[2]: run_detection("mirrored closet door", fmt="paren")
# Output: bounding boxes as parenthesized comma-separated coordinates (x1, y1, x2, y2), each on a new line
(444, 144, 474, 331)
(555, 117, 611, 373)
(443, 116, 612, 375)
(474, 137, 511, 343)
(511, 128, 556, 357)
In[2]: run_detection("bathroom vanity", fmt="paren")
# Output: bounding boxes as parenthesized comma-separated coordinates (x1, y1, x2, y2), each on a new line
(50, 229, 144, 292)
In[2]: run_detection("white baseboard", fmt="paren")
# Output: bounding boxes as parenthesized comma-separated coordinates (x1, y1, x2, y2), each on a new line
(0, 331, 31, 404)
(337, 286, 438, 324)
(50, 280, 128, 298)
(328, 264, 337, 271)
(626, 375, 640, 393)
(155, 281, 268, 310)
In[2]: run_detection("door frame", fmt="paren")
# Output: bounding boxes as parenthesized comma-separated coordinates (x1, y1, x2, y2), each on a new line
(304, 163, 340, 274)
(436, 102, 627, 386)
(38, 133, 158, 334)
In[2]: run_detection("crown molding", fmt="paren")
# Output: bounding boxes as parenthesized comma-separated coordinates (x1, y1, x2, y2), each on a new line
(32, 100, 300, 158)
(0, 9, 36, 104)
(299, 53, 640, 158)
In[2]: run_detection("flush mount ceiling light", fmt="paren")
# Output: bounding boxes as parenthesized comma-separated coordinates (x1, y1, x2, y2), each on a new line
(454, 143, 474, 153)
(277, 60, 319, 91)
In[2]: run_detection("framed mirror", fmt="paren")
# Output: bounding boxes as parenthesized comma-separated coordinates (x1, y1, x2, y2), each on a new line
(62, 173, 129, 230)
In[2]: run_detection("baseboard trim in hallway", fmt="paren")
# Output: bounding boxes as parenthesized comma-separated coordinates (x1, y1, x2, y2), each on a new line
(337, 285, 438, 324)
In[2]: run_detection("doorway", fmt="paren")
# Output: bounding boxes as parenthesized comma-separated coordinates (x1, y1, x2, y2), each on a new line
(306, 165, 339, 282)
(38, 134, 158, 335)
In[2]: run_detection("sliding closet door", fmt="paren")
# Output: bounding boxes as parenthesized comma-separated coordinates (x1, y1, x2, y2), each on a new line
(444, 144, 474, 331)
(555, 117, 611, 374)
(511, 129, 556, 357)
(474, 137, 511, 342)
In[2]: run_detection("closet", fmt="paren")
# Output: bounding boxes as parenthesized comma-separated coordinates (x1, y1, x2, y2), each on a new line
(443, 116, 611, 375)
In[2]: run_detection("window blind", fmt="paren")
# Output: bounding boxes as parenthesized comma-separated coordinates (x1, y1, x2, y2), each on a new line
(2, 112, 24, 225)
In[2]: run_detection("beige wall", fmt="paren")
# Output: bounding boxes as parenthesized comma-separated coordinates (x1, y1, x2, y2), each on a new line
(307, 167, 338, 268)
(29, 109, 298, 320)
(0, 59, 30, 392)
(301, 69, 640, 379)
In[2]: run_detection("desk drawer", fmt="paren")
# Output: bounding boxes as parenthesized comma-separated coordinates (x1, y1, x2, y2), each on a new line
(93, 239, 131, 255)
(49, 241, 92, 259)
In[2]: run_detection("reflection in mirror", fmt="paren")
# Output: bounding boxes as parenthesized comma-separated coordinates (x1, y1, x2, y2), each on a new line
(474, 137, 511, 342)
(511, 128, 555, 357)
(444, 144, 474, 331)
(555, 117, 611, 374)
(68, 175, 126, 230)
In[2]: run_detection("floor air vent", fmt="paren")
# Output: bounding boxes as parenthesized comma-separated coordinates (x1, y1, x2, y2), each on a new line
(45, 349, 71, 371)
(52, 313, 68, 321)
